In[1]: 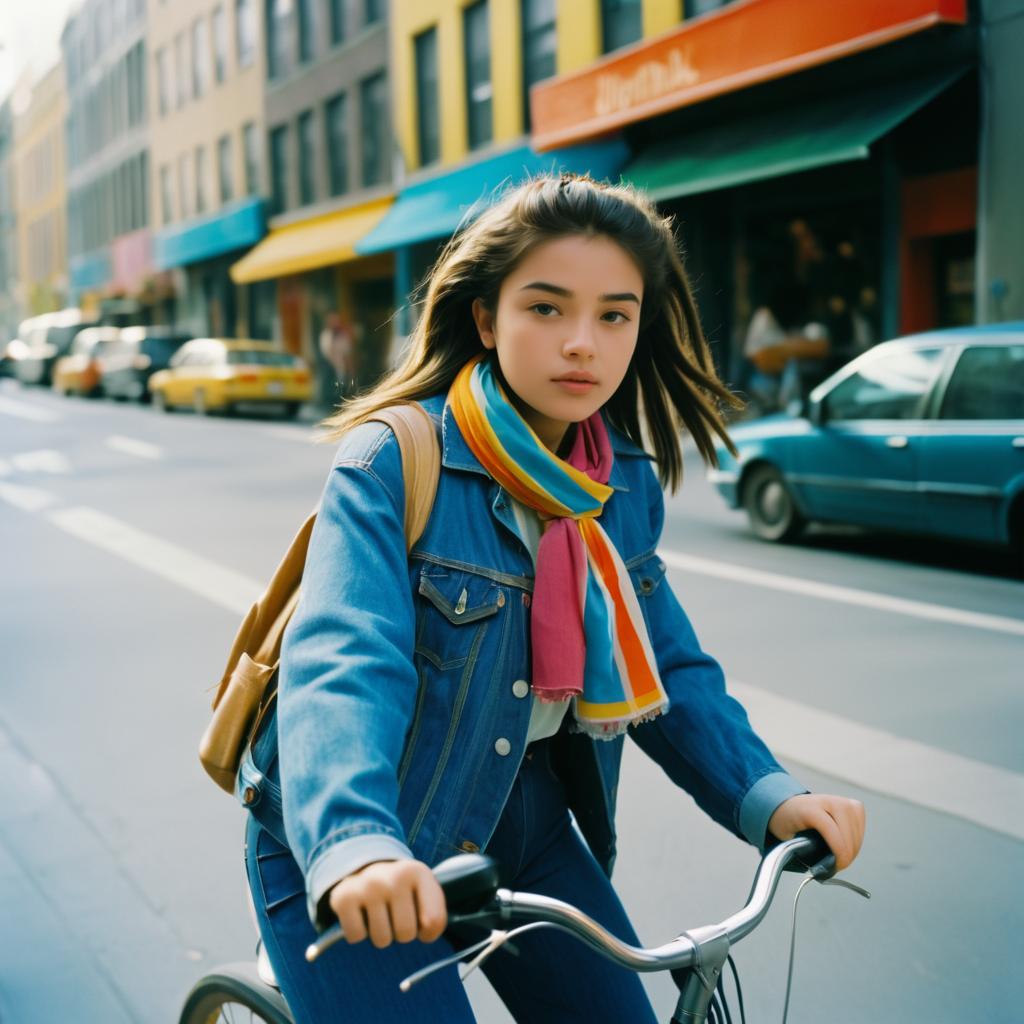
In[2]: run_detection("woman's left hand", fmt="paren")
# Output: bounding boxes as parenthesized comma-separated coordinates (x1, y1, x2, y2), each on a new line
(768, 793, 866, 871)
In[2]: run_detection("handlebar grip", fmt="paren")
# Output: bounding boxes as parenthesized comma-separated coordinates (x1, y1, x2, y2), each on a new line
(784, 829, 837, 880)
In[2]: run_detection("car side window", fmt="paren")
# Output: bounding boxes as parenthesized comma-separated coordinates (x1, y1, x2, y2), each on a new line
(939, 345, 1024, 420)
(823, 347, 944, 421)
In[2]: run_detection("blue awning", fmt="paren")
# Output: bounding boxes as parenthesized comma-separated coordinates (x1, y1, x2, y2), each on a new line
(70, 250, 112, 292)
(155, 197, 266, 270)
(356, 138, 630, 255)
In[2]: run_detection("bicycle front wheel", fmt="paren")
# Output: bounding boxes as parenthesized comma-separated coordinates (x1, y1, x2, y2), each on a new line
(179, 962, 294, 1024)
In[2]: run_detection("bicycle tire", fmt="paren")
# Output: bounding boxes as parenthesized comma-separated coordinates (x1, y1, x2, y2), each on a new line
(178, 962, 294, 1024)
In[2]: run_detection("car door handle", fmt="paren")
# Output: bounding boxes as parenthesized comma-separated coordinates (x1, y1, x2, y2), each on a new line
(885, 435, 909, 449)
(1013, 437, 1024, 449)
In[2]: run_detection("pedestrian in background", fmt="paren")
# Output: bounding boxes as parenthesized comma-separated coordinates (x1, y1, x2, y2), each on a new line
(243, 174, 866, 1023)
(318, 311, 355, 401)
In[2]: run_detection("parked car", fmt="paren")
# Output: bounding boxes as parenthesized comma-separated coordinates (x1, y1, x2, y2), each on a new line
(52, 326, 122, 397)
(97, 326, 193, 402)
(12, 309, 97, 386)
(148, 338, 313, 418)
(710, 323, 1024, 568)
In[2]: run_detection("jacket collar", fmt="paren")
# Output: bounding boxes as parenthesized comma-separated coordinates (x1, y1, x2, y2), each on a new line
(421, 393, 652, 494)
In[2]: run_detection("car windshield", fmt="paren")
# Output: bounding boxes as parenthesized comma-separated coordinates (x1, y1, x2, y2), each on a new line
(141, 336, 191, 362)
(226, 350, 300, 367)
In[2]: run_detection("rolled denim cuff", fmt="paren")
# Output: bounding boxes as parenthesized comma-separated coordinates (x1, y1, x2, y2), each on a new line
(306, 831, 415, 928)
(739, 771, 809, 850)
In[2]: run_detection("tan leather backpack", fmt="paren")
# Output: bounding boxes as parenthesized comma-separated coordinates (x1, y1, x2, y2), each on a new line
(199, 403, 441, 793)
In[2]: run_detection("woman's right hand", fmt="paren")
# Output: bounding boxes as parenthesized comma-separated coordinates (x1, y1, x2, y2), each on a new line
(326, 859, 448, 948)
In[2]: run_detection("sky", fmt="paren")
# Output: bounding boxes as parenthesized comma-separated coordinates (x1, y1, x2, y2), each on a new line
(0, 0, 80, 105)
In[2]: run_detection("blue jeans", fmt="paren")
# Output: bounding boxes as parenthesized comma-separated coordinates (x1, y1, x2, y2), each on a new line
(245, 738, 660, 1023)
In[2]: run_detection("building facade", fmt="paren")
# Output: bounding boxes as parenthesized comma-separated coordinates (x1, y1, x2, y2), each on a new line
(0, 97, 19, 339)
(13, 64, 69, 318)
(147, 0, 268, 338)
(530, 0, 995, 398)
(228, 0, 396, 406)
(62, 0, 151, 321)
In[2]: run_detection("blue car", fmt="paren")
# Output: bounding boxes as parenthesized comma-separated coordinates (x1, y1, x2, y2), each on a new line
(710, 323, 1024, 570)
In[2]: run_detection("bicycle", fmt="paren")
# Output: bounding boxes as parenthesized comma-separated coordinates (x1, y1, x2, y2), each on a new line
(179, 832, 867, 1024)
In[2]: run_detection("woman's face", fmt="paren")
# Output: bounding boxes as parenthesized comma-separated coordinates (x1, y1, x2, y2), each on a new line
(471, 234, 644, 453)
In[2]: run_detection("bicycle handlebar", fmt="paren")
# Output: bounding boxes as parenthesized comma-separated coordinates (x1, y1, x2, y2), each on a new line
(306, 831, 833, 966)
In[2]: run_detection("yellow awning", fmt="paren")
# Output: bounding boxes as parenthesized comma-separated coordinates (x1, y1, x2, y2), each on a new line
(230, 196, 393, 284)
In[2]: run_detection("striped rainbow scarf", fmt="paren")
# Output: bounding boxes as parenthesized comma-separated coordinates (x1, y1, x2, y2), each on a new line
(448, 355, 668, 737)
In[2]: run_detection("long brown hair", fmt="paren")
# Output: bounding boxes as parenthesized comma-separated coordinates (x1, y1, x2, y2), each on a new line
(321, 173, 739, 491)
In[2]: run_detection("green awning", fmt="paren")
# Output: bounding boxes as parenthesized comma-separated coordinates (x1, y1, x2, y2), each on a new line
(623, 71, 964, 202)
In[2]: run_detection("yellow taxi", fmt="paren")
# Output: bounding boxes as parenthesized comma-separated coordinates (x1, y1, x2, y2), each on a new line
(52, 326, 121, 397)
(148, 339, 313, 418)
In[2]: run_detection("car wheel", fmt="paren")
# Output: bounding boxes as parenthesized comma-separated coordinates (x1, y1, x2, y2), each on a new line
(742, 464, 805, 542)
(153, 390, 171, 413)
(193, 389, 210, 416)
(282, 402, 301, 420)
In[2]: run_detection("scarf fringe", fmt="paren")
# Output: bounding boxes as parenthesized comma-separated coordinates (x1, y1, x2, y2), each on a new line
(569, 703, 668, 741)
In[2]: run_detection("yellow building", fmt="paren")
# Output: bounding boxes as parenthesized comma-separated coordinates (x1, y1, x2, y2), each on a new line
(13, 64, 68, 316)
(147, 0, 267, 337)
(356, 1, 679, 345)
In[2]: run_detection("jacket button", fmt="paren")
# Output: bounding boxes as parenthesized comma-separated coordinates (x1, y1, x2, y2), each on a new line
(460, 840, 480, 853)
(242, 786, 257, 805)
(512, 680, 529, 699)
(494, 737, 511, 756)
(496, 591, 506, 608)
(522, 593, 532, 608)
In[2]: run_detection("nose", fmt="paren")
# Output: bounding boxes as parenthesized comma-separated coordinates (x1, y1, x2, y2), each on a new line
(562, 320, 596, 360)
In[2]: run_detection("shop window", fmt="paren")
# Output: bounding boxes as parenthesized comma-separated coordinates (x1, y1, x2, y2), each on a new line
(236, 0, 257, 68)
(325, 93, 349, 196)
(218, 134, 233, 204)
(685, 0, 730, 18)
(270, 124, 289, 213)
(298, 109, 316, 206)
(243, 121, 260, 195)
(521, 0, 555, 132)
(213, 6, 228, 83)
(174, 32, 189, 108)
(178, 151, 191, 219)
(601, 0, 642, 54)
(156, 46, 170, 118)
(415, 27, 440, 167)
(360, 72, 388, 187)
(365, 0, 383, 27)
(463, 1, 492, 151)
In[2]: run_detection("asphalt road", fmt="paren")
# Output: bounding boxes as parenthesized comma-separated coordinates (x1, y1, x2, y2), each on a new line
(1, 377, 1021, 1023)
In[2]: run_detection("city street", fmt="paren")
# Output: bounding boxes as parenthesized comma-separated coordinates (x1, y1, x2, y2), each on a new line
(1, 377, 1021, 1023)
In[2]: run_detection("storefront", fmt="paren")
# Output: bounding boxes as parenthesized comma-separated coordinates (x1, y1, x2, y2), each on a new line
(229, 196, 394, 406)
(154, 196, 267, 340)
(530, 0, 979, 401)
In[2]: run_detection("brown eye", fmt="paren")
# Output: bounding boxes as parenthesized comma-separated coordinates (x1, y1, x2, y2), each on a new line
(530, 303, 559, 317)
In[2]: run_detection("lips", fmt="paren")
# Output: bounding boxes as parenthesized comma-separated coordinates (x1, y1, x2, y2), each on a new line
(553, 373, 597, 383)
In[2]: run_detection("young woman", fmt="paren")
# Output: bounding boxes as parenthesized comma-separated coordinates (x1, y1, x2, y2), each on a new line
(242, 174, 865, 1023)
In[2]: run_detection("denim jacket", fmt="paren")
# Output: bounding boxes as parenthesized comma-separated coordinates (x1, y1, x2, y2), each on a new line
(238, 393, 805, 927)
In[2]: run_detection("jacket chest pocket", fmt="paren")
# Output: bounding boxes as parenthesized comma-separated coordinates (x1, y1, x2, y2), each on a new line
(627, 553, 667, 635)
(415, 568, 504, 671)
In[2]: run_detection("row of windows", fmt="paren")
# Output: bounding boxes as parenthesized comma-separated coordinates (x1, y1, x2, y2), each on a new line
(156, 0, 258, 118)
(158, 124, 261, 224)
(66, 42, 147, 166)
(64, 0, 147, 87)
(265, 0, 385, 82)
(68, 152, 149, 257)
(268, 72, 388, 215)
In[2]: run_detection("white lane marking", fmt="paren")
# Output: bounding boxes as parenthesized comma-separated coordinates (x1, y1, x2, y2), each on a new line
(10, 449, 72, 474)
(662, 550, 1024, 637)
(0, 396, 60, 422)
(46, 507, 261, 614)
(0, 459, 10, 476)
(731, 680, 1024, 842)
(0, 482, 60, 511)
(258, 425, 328, 444)
(105, 435, 163, 460)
